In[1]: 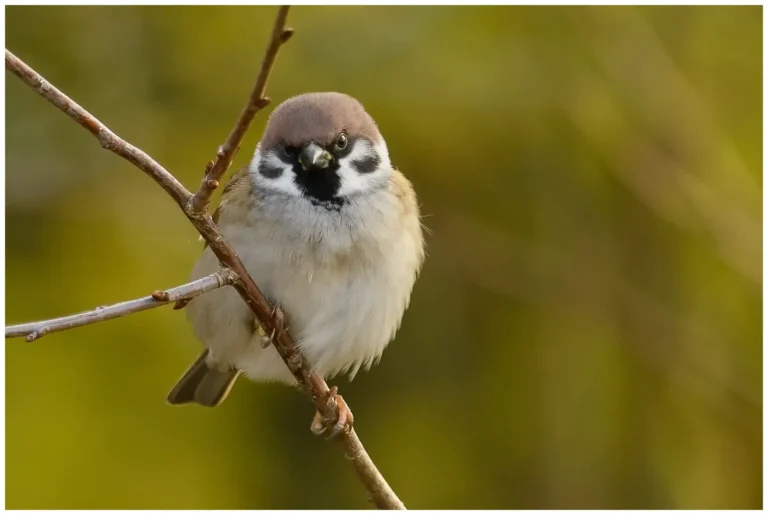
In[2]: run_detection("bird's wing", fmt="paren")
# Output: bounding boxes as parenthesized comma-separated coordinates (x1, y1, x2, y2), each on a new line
(175, 166, 254, 310)
(204, 165, 253, 248)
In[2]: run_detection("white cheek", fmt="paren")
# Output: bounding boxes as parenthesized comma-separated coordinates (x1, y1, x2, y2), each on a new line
(248, 146, 303, 197)
(373, 139, 392, 170)
(336, 139, 392, 197)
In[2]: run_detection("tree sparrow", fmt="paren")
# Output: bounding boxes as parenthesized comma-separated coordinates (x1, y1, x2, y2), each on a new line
(168, 92, 425, 412)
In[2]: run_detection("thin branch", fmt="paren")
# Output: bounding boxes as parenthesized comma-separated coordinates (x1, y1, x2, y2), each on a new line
(345, 431, 407, 509)
(6, 271, 235, 342)
(5, 8, 406, 510)
(5, 50, 191, 207)
(187, 5, 294, 215)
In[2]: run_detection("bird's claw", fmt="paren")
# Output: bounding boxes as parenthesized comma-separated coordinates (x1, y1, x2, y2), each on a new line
(259, 327, 276, 349)
(271, 304, 285, 330)
(256, 304, 285, 348)
(310, 386, 354, 439)
(255, 322, 271, 348)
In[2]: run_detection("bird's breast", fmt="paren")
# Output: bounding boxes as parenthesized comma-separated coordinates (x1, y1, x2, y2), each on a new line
(198, 171, 423, 380)
(224, 212, 418, 378)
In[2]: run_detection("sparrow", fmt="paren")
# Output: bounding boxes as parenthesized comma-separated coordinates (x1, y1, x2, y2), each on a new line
(167, 92, 425, 421)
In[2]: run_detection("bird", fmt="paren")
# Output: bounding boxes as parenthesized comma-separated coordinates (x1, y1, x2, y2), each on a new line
(167, 92, 425, 430)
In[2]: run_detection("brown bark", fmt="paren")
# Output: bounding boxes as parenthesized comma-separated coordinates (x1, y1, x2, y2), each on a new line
(5, 6, 405, 510)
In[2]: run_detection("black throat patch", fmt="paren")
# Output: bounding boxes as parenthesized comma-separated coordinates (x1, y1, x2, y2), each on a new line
(292, 162, 344, 205)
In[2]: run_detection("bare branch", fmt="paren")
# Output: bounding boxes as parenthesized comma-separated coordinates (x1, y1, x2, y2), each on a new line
(5, 7, 406, 510)
(187, 5, 293, 215)
(5, 50, 192, 207)
(6, 271, 235, 342)
(345, 430, 407, 510)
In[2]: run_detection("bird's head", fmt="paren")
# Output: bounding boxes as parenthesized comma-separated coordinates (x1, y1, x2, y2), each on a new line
(250, 92, 392, 209)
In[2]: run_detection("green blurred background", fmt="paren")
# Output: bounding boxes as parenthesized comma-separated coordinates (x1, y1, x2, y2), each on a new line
(5, 5, 762, 509)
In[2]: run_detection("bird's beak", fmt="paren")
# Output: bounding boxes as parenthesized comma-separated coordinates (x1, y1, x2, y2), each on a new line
(298, 142, 332, 171)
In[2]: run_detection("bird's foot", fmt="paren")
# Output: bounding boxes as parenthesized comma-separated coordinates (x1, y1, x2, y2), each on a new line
(310, 386, 354, 439)
(256, 304, 285, 348)
(258, 325, 275, 349)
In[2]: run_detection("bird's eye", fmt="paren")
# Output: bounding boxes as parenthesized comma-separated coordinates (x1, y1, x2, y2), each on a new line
(334, 133, 348, 151)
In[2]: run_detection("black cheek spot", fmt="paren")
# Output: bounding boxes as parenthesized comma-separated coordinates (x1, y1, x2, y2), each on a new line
(258, 159, 283, 179)
(351, 154, 380, 174)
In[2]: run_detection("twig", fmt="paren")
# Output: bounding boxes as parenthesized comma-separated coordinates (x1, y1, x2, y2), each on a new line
(4, 51, 190, 206)
(344, 427, 407, 509)
(187, 5, 293, 215)
(5, 8, 406, 510)
(6, 271, 236, 342)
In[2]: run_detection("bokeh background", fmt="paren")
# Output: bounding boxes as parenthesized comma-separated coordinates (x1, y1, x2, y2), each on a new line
(5, 5, 762, 509)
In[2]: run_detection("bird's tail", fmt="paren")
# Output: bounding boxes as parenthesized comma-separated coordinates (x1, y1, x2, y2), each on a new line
(167, 350, 240, 407)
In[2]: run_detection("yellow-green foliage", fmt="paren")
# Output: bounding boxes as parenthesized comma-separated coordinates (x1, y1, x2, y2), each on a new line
(6, 5, 761, 509)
